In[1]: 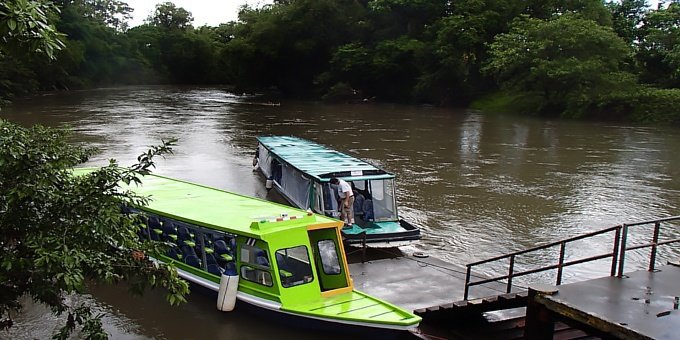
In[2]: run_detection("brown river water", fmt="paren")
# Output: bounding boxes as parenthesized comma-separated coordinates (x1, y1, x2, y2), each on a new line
(1, 86, 679, 339)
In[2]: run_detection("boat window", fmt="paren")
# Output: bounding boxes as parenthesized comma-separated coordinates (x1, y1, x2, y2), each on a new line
(240, 265, 273, 286)
(317, 240, 341, 275)
(271, 159, 283, 183)
(240, 244, 270, 268)
(315, 183, 324, 213)
(140, 213, 239, 276)
(275, 246, 313, 288)
(201, 232, 237, 276)
(322, 184, 340, 217)
(281, 166, 313, 209)
(368, 179, 397, 221)
(240, 244, 273, 286)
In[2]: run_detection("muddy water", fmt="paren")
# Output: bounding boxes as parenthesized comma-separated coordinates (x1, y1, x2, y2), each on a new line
(2, 86, 679, 338)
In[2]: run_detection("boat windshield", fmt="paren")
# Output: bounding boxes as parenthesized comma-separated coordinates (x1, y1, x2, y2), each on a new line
(321, 178, 398, 222)
(352, 178, 397, 222)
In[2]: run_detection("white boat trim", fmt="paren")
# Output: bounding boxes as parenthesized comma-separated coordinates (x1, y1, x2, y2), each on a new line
(346, 240, 415, 248)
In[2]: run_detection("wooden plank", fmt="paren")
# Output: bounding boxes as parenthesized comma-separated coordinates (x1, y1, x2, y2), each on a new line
(483, 296, 499, 303)
(453, 300, 468, 308)
(426, 305, 440, 312)
(498, 292, 518, 301)
(467, 298, 484, 305)
(440, 302, 454, 309)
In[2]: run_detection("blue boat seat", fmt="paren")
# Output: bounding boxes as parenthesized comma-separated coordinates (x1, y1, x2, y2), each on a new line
(166, 246, 182, 260)
(276, 253, 294, 280)
(363, 199, 374, 221)
(184, 255, 201, 268)
(255, 249, 269, 267)
(214, 239, 234, 262)
(177, 226, 195, 247)
(136, 220, 151, 241)
(162, 221, 178, 242)
(149, 228, 161, 241)
(147, 216, 163, 237)
(206, 253, 219, 266)
(224, 262, 237, 276)
(353, 192, 365, 217)
(203, 233, 214, 246)
(207, 264, 223, 276)
(180, 244, 197, 259)
(200, 234, 213, 253)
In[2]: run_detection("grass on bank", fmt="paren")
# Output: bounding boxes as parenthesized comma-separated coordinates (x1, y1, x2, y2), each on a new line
(470, 88, 680, 126)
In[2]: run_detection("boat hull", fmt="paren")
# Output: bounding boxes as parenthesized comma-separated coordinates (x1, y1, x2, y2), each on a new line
(343, 219, 421, 248)
(176, 265, 418, 334)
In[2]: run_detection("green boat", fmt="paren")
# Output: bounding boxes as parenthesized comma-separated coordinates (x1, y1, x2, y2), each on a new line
(255, 136, 421, 247)
(74, 169, 421, 333)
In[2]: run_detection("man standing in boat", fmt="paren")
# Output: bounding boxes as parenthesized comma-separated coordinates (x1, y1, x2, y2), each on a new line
(330, 177, 354, 227)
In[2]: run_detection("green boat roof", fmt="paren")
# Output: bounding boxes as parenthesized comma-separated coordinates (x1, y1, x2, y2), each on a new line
(73, 168, 340, 238)
(256, 136, 394, 181)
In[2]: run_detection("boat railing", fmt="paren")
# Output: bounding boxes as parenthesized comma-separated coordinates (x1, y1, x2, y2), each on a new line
(463, 215, 680, 300)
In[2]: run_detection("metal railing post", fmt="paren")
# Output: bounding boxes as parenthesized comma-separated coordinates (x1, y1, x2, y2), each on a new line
(464, 265, 472, 300)
(462, 217, 679, 303)
(611, 226, 621, 276)
(556, 241, 566, 285)
(617, 224, 629, 277)
(507, 255, 515, 293)
(361, 231, 367, 263)
(649, 221, 661, 271)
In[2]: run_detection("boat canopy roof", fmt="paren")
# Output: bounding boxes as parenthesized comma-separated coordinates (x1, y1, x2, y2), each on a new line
(256, 136, 394, 182)
(73, 168, 340, 238)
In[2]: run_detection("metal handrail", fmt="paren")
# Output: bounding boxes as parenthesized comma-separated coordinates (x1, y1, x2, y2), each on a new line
(463, 216, 680, 300)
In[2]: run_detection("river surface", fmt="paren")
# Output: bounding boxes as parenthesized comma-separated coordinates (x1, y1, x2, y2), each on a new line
(2, 86, 679, 339)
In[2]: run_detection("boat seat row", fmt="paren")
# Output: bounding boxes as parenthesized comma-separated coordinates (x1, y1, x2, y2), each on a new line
(166, 244, 235, 275)
(133, 212, 238, 276)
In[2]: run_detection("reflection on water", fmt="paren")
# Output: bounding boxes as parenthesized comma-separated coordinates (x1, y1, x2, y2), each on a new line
(2, 86, 679, 337)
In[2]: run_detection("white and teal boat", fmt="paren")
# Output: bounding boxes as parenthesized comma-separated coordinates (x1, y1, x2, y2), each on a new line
(74, 169, 421, 333)
(254, 136, 421, 248)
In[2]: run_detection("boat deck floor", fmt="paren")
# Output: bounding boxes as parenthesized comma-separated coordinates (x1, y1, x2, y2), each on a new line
(347, 250, 513, 312)
(533, 263, 680, 339)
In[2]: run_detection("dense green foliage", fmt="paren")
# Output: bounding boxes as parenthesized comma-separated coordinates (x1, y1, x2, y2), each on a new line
(1, 4, 188, 338)
(483, 14, 636, 117)
(0, 119, 189, 338)
(0, 0, 65, 59)
(2, 0, 680, 122)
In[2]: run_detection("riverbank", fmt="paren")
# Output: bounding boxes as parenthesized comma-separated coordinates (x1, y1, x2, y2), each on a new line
(470, 89, 680, 126)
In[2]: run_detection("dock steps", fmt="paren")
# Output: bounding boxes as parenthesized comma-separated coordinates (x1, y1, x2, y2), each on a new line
(413, 315, 599, 339)
(414, 291, 528, 320)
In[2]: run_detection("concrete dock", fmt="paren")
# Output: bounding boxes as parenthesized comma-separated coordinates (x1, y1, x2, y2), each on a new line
(527, 263, 680, 339)
(348, 252, 514, 312)
(348, 250, 680, 339)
